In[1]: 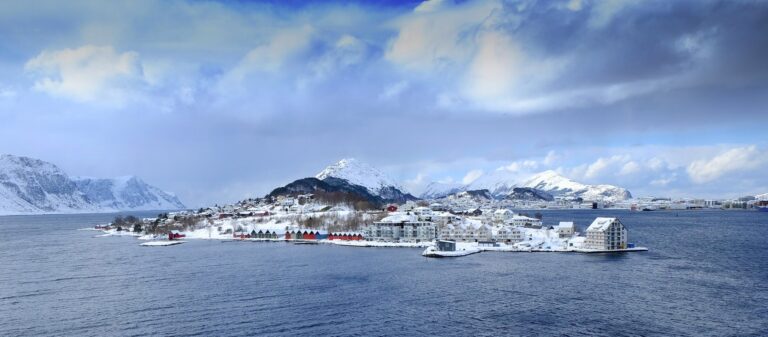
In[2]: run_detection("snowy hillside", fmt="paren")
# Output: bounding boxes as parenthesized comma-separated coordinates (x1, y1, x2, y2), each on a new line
(756, 193, 768, 200)
(0, 154, 185, 215)
(316, 158, 406, 196)
(522, 170, 632, 201)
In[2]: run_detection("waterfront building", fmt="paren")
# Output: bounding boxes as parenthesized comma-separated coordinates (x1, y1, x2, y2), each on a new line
(364, 213, 436, 242)
(556, 222, 576, 238)
(584, 217, 627, 250)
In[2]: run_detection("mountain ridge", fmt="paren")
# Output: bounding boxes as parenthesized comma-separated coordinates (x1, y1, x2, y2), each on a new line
(420, 169, 631, 201)
(0, 154, 185, 215)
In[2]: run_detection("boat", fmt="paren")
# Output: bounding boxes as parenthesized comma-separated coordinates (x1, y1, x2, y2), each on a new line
(422, 246, 480, 258)
(757, 206, 768, 212)
(422, 240, 481, 258)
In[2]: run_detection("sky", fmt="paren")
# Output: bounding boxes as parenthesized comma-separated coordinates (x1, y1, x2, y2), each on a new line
(0, 0, 767, 207)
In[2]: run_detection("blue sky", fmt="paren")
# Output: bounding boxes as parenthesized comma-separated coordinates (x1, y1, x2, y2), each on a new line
(1, 0, 767, 206)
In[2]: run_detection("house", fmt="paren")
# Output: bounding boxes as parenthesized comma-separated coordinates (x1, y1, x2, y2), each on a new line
(493, 209, 514, 222)
(506, 215, 542, 228)
(436, 240, 456, 252)
(556, 222, 576, 238)
(584, 217, 627, 250)
(364, 212, 436, 242)
(328, 232, 364, 241)
(168, 230, 186, 240)
(467, 208, 483, 216)
(386, 205, 398, 212)
(429, 203, 447, 212)
(251, 230, 278, 239)
(438, 221, 492, 242)
(493, 225, 524, 243)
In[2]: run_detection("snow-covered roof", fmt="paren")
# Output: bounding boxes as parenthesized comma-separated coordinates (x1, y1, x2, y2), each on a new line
(557, 221, 574, 228)
(586, 217, 618, 232)
(377, 213, 418, 223)
(510, 215, 540, 221)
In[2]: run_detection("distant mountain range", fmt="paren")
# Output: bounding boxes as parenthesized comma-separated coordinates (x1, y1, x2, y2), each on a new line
(421, 169, 631, 202)
(267, 158, 630, 207)
(0, 154, 185, 215)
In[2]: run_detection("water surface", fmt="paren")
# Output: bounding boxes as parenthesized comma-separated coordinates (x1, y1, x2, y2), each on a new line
(1, 210, 767, 336)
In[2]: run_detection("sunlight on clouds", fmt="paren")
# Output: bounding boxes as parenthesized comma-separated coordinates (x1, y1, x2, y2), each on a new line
(231, 25, 314, 77)
(687, 146, 768, 184)
(24, 45, 146, 106)
(385, 0, 500, 72)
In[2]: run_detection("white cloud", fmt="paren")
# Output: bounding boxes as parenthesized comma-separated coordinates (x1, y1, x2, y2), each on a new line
(229, 25, 315, 79)
(651, 175, 676, 187)
(308, 34, 369, 83)
(501, 159, 539, 173)
(24, 45, 147, 105)
(379, 81, 410, 100)
(584, 155, 630, 179)
(462, 169, 484, 184)
(542, 150, 559, 166)
(385, 0, 500, 72)
(619, 161, 641, 176)
(588, 0, 641, 29)
(687, 146, 768, 183)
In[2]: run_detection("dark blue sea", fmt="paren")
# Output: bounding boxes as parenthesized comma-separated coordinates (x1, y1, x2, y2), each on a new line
(1, 210, 767, 336)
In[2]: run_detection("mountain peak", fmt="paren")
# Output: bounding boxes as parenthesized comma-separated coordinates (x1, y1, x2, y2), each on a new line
(316, 158, 404, 194)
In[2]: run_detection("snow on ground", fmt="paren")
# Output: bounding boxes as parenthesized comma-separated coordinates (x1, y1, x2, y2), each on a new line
(96, 229, 142, 237)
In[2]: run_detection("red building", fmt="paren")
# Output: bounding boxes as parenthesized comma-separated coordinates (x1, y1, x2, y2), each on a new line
(168, 231, 186, 240)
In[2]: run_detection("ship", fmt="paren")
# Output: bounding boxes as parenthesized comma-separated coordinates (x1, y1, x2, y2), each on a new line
(755, 200, 768, 212)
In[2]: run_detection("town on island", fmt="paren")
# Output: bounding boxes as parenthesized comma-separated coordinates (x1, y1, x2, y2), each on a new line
(93, 194, 648, 258)
(88, 158, 680, 257)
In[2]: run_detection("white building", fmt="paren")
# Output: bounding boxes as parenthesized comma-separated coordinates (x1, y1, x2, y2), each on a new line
(556, 221, 576, 238)
(506, 215, 542, 228)
(364, 213, 436, 242)
(438, 221, 492, 242)
(584, 217, 627, 250)
(493, 209, 514, 222)
(493, 225, 524, 243)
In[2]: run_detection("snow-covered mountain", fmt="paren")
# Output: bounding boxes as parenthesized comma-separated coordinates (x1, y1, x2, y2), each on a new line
(521, 170, 632, 201)
(756, 193, 768, 200)
(316, 158, 398, 194)
(0, 154, 95, 214)
(464, 170, 520, 196)
(0, 154, 185, 215)
(315, 158, 416, 204)
(423, 169, 631, 202)
(420, 181, 464, 199)
(74, 176, 185, 211)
